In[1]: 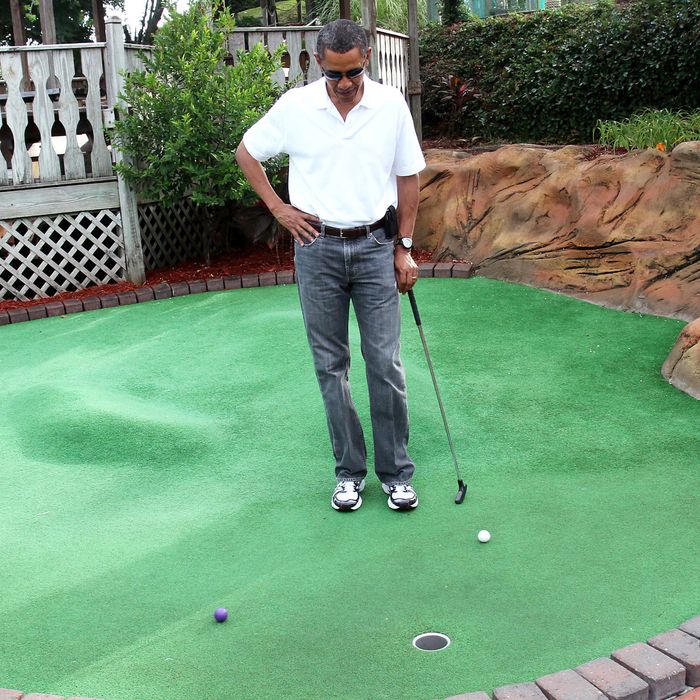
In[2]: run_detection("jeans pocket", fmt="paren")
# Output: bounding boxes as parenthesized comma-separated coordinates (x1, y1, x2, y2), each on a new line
(295, 234, 323, 249)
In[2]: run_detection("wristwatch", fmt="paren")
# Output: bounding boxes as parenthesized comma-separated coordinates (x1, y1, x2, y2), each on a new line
(396, 236, 413, 251)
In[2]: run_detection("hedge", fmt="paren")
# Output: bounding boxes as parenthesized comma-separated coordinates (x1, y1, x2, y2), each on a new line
(420, 0, 700, 143)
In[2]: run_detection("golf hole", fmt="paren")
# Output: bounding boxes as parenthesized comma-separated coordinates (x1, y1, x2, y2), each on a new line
(412, 632, 451, 651)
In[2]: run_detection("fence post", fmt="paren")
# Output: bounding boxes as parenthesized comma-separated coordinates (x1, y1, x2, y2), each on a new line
(361, 0, 379, 81)
(104, 15, 146, 285)
(407, 0, 422, 141)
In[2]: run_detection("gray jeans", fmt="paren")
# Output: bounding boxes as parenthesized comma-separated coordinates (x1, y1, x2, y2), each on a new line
(294, 227, 415, 485)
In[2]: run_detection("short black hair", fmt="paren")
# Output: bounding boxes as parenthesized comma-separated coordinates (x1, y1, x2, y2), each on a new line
(316, 19, 368, 59)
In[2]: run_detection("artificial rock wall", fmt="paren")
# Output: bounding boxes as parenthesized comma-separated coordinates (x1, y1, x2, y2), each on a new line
(414, 143, 700, 398)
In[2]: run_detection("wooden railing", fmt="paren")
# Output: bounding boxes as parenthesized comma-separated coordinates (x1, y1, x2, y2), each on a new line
(228, 26, 409, 96)
(0, 19, 150, 302)
(375, 28, 409, 96)
(0, 43, 112, 186)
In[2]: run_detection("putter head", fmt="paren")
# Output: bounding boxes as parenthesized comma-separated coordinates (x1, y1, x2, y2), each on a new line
(455, 480, 467, 505)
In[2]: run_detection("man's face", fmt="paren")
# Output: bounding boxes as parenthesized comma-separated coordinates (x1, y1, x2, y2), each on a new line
(316, 47, 370, 104)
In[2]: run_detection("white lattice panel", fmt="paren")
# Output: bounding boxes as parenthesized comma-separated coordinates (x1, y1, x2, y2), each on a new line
(139, 199, 203, 270)
(0, 210, 126, 300)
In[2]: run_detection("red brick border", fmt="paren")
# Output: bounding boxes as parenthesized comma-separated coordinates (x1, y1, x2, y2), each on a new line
(1, 269, 698, 700)
(0, 272, 288, 327)
(0, 263, 483, 328)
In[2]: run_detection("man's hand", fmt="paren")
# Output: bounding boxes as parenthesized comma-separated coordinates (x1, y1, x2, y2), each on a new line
(270, 203, 321, 245)
(394, 247, 419, 294)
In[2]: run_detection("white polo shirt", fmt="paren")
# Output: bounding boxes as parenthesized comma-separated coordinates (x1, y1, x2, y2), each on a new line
(242, 76, 426, 228)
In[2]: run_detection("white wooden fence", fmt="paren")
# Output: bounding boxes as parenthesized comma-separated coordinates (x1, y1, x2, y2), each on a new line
(228, 26, 409, 95)
(0, 44, 111, 185)
(0, 21, 410, 303)
(375, 28, 409, 96)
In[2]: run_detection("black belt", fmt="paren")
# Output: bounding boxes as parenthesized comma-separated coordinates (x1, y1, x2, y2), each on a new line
(310, 216, 387, 239)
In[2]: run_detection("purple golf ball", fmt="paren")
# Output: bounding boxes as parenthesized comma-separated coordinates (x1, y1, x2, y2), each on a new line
(214, 607, 228, 623)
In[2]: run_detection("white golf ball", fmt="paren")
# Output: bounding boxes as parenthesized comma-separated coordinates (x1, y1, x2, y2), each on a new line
(477, 529, 491, 543)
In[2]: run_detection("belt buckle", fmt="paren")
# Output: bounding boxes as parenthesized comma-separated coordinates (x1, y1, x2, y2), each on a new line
(338, 228, 347, 239)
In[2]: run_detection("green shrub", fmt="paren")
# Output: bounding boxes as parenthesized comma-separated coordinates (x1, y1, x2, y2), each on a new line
(596, 109, 700, 151)
(442, 0, 470, 26)
(421, 0, 700, 143)
(111, 0, 286, 210)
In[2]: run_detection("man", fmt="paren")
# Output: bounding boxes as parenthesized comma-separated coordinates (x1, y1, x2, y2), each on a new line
(235, 19, 425, 512)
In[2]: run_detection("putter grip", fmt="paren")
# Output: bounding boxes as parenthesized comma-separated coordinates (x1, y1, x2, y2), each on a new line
(408, 289, 422, 326)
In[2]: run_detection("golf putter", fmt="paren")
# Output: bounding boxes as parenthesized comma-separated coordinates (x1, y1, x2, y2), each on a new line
(407, 289, 468, 505)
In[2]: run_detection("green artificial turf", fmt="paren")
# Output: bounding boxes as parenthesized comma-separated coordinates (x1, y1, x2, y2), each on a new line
(0, 278, 698, 700)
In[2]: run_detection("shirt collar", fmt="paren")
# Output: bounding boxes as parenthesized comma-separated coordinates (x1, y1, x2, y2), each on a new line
(310, 75, 379, 110)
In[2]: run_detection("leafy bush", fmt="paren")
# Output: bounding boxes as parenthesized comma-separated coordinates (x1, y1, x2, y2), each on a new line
(442, 0, 470, 26)
(421, 0, 700, 143)
(111, 0, 286, 210)
(596, 109, 700, 151)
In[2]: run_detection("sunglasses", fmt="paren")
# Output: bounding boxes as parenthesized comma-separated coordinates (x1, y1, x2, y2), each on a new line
(322, 66, 365, 82)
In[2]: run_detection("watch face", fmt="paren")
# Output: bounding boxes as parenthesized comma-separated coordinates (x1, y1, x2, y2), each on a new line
(401, 237, 413, 249)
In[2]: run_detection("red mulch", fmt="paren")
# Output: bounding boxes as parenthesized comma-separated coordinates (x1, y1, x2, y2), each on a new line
(0, 241, 437, 312)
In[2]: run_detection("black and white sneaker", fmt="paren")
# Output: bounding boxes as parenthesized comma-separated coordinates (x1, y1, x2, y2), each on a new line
(382, 482, 419, 511)
(332, 479, 365, 511)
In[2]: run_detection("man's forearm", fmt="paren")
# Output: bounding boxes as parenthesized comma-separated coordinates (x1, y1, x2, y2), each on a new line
(235, 142, 285, 214)
(396, 174, 420, 239)
(236, 141, 321, 243)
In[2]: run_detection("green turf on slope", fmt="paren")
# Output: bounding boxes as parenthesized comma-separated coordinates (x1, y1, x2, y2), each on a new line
(0, 277, 698, 700)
